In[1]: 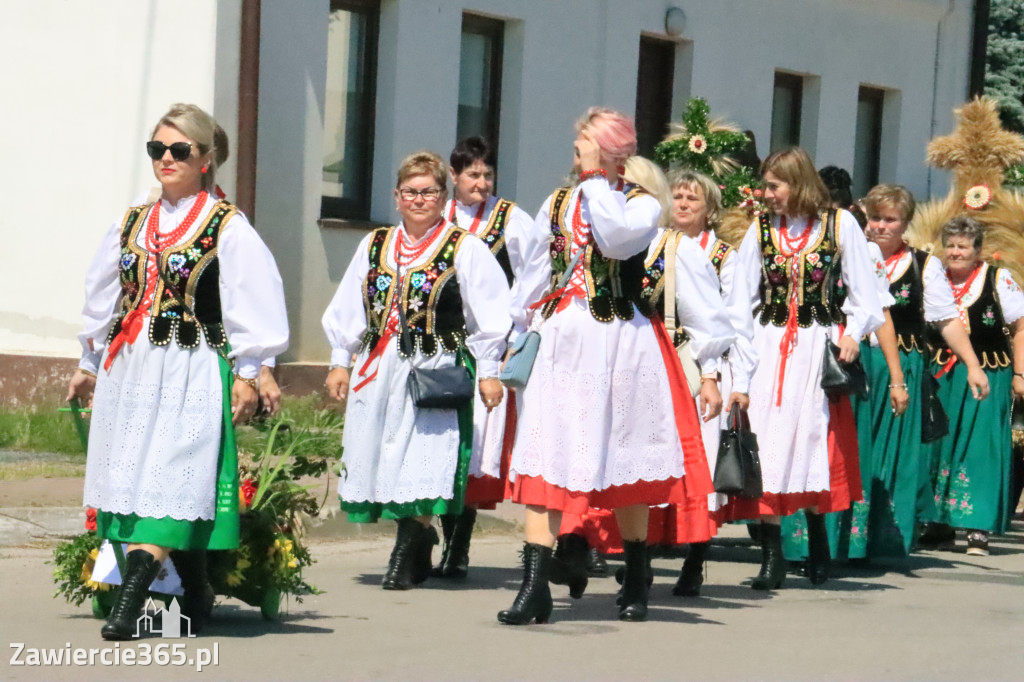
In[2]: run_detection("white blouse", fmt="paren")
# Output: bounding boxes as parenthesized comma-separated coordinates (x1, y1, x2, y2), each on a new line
(322, 221, 511, 377)
(949, 263, 1024, 326)
(885, 248, 959, 321)
(736, 209, 885, 341)
(78, 194, 289, 379)
(688, 229, 759, 393)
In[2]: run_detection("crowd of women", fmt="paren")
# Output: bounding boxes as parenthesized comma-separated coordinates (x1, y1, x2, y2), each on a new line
(69, 103, 1023, 639)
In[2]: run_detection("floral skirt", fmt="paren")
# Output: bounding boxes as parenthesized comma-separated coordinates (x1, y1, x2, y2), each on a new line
(919, 362, 1013, 533)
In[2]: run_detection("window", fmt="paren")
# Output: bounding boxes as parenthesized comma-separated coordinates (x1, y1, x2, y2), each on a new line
(770, 72, 803, 152)
(853, 86, 884, 198)
(457, 14, 504, 152)
(322, 0, 379, 220)
(635, 36, 676, 158)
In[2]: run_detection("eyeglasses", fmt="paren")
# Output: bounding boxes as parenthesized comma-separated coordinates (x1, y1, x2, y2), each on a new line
(398, 186, 443, 202)
(146, 141, 194, 162)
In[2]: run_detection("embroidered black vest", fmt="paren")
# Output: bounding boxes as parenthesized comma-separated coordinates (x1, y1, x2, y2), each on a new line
(757, 210, 840, 328)
(361, 225, 469, 357)
(466, 199, 515, 286)
(107, 201, 235, 350)
(932, 265, 1012, 369)
(640, 232, 734, 344)
(887, 249, 930, 352)
(542, 185, 650, 322)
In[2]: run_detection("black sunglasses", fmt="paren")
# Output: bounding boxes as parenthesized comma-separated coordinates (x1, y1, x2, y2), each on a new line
(146, 141, 193, 162)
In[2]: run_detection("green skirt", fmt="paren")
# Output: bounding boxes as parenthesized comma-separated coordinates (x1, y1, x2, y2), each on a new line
(96, 353, 240, 550)
(920, 362, 1014, 533)
(783, 345, 924, 560)
(341, 350, 474, 523)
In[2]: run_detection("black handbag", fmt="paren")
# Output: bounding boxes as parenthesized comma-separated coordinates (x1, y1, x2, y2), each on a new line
(920, 371, 949, 443)
(713, 404, 763, 498)
(909, 252, 949, 443)
(397, 282, 474, 409)
(820, 338, 869, 396)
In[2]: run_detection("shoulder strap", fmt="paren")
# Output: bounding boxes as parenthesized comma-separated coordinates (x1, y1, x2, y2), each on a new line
(663, 231, 682, 331)
(550, 187, 572, 232)
(909, 246, 928, 338)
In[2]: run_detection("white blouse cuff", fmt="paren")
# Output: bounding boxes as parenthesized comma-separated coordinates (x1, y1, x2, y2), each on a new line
(476, 359, 500, 377)
(79, 350, 101, 375)
(331, 348, 354, 368)
(234, 357, 260, 380)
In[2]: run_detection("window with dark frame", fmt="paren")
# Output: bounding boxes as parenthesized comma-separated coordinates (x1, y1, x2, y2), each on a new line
(457, 14, 504, 157)
(321, 0, 379, 221)
(770, 72, 803, 152)
(635, 36, 676, 159)
(853, 86, 884, 199)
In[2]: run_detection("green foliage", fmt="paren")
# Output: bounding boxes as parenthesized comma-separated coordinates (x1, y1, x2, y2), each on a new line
(0, 408, 90, 455)
(1005, 163, 1024, 188)
(50, 532, 105, 607)
(986, 0, 1024, 134)
(654, 97, 762, 210)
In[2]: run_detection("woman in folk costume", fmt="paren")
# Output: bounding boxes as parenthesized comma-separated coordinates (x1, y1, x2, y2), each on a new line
(66, 103, 289, 639)
(920, 216, 1022, 555)
(832, 185, 985, 559)
(323, 151, 510, 591)
(718, 147, 885, 590)
(432, 137, 540, 579)
(556, 164, 739, 595)
(497, 108, 731, 625)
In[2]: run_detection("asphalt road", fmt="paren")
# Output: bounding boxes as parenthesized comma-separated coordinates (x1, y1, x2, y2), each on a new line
(2, 517, 1023, 681)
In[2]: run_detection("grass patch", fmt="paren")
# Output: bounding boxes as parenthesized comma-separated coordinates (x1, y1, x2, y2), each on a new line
(0, 458, 86, 481)
(0, 408, 89, 456)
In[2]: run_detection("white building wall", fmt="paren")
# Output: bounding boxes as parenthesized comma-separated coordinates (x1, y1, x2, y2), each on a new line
(0, 0, 240, 358)
(0, 0, 975, 364)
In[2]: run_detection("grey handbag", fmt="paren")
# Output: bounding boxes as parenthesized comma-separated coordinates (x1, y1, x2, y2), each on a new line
(397, 281, 474, 409)
(498, 248, 584, 389)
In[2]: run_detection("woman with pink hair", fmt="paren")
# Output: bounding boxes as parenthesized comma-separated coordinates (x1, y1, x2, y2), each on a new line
(497, 108, 732, 624)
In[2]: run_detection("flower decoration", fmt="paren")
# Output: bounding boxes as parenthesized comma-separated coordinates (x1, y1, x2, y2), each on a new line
(963, 184, 992, 210)
(688, 135, 707, 154)
(84, 507, 97, 532)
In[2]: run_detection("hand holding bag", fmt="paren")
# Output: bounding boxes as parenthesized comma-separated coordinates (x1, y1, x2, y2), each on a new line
(664, 231, 703, 397)
(820, 338, 869, 396)
(498, 248, 584, 389)
(396, 273, 474, 409)
(713, 403, 763, 498)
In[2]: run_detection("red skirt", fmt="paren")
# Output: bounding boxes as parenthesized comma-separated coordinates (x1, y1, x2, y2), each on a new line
(511, 317, 715, 517)
(713, 395, 863, 522)
(560, 497, 717, 554)
(464, 399, 517, 510)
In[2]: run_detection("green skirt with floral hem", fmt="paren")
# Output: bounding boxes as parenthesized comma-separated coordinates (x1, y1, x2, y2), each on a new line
(341, 352, 475, 524)
(783, 345, 924, 560)
(95, 353, 240, 551)
(920, 362, 1013, 533)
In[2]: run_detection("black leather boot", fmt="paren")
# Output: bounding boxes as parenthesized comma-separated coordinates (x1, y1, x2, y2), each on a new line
(432, 507, 476, 578)
(585, 546, 609, 577)
(806, 512, 831, 585)
(750, 523, 786, 590)
(618, 540, 650, 621)
(550, 533, 589, 599)
(383, 518, 429, 590)
(497, 543, 554, 625)
(411, 523, 439, 585)
(101, 549, 162, 640)
(672, 542, 709, 597)
(614, 547, 653, 605)
(170, 550, 215, 634)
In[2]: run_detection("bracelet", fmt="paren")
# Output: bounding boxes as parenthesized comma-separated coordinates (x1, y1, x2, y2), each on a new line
(235, 375, 259, 391)
(78, 368, 97, 378)
(888, 383, 908, 390)
(478, 375, 500, 381)
(579, 168, 607, 182)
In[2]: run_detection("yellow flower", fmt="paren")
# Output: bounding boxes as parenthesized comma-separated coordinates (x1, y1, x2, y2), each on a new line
(225, 571, 244, 587)
(287, 559, 298, 569)
(80, 549, 111, 591)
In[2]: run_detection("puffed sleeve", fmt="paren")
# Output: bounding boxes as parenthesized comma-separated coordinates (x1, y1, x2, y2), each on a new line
(506, 202, 552, 340)
(78, 220, 124, 373)
(866, 242, 896, 308)
(922, 255, 958, 322)
(322, 233, 373, 368)
(836, 211, 885, 341)
(674, 236, 735, 368)
(718, 249, 759, 393)
(455, 236, 513, 377)
(581, 178, 661, 259)
(735, 221, 764, 319)
(996, 267, 1024, 325)
(219, 215, 289, 379)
